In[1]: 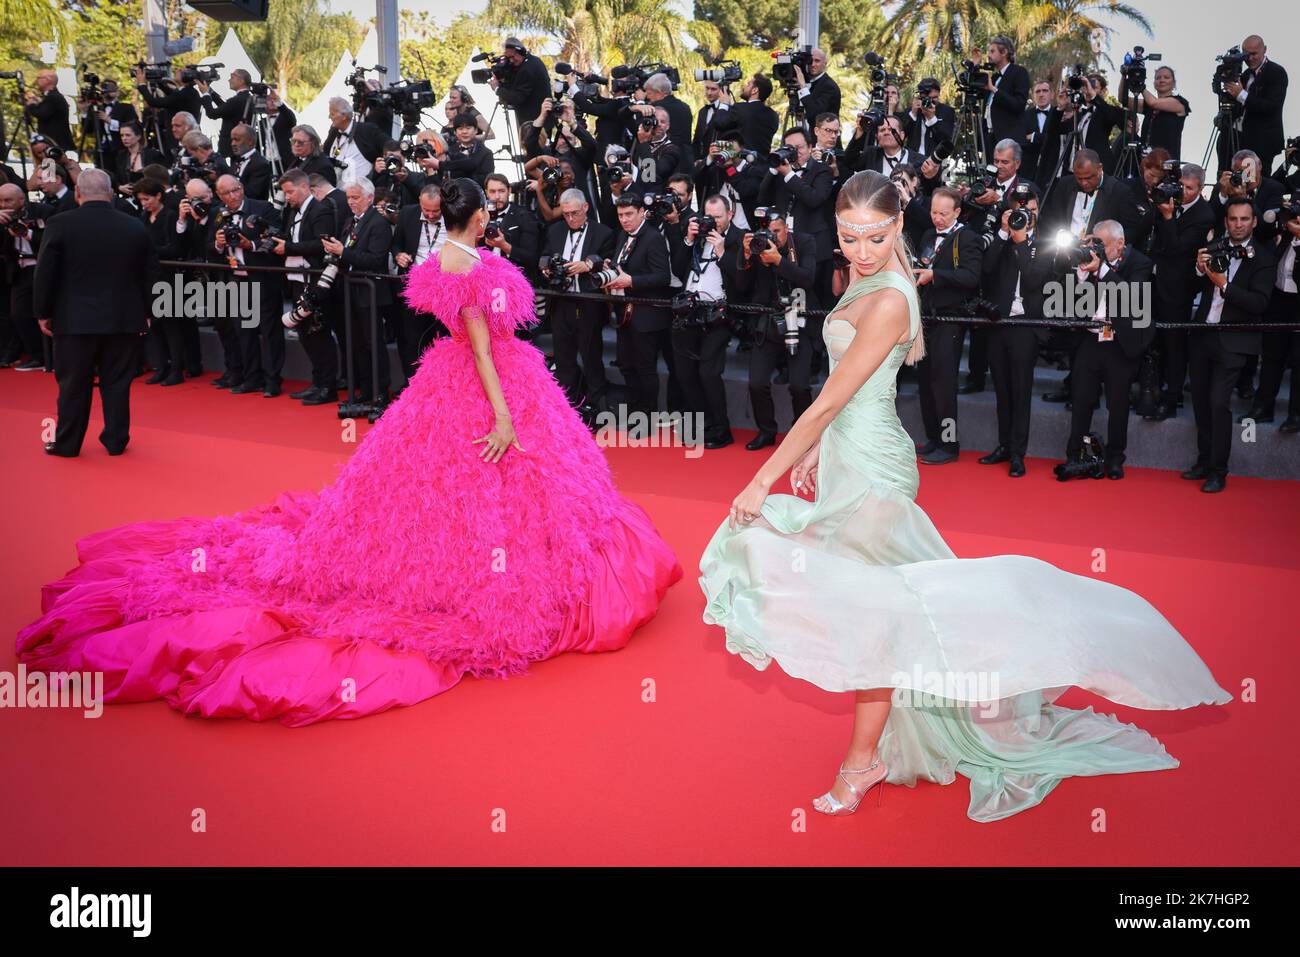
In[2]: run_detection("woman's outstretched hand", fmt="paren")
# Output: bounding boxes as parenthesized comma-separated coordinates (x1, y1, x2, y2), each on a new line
(791, 443, 820, 498)
(474, 414, 524, 463)
(728, 478, 770, 530)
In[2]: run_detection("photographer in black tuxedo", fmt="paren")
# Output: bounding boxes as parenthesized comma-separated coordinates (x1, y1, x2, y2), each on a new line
(483, 173, 540, 282)
(322, 178, 394, 405)
(791, 48, 841, 146)
(598, 193, 673, 419)
(23, 70, 74, 150)
(1246, 209, 1300, 432)
(1184, 197, 1276, 492)
(846, 113, 920, 177)
(391, 184, 446, 386)
(757, 127, 834, 310)
(670, 194, 744, 449)
(734, 209, 819, 450)
(196, 70, 254, 158)
(33, 170, 159, 456)
(79, 78, 139, 174)
(904, 78, 956, 156)
(974, 37, 1030, 161)
(1057, 73, 1125, 174)
(730, 73, 780, 155)
(488, 38, 551, 134)
(228, 124, 271, 202)
(1056, 221, 1155, 480)
(1146, 162, 1215, 422)
(209, 174, 283, 397)
(980, 188, 1054, 477)
(1210, 150, 1286, 243)
(914, 186, 985, 464)
(271, 169, 340, 405)
(1220, 35, 1289, 174)
(628, 106, 685, 199)
(540, 188, 615, 407)
(0, 183, 54, 370)
(133, 65, 202, 156)
(1020, 81, 1057, 182)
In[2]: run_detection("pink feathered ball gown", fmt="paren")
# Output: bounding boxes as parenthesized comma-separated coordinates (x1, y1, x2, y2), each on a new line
(17, 246, 683, 725)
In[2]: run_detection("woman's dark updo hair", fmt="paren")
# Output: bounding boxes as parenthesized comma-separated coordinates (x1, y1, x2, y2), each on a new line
(439, 177, 487, 231)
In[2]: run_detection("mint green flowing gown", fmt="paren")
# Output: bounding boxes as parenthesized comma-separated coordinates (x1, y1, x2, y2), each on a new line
(698, 268, 1231, 822)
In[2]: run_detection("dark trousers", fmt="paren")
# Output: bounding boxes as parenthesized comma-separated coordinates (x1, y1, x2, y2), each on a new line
(671, 321, 732, 438)
(290, 280, 338, 390)
(237, 277, 286, 388)
(917, 320, 963, 451)
(615, 321, 662, 415)
(551, 300, 608, 404)
(964, 325, 989, 383)
(1067, 337, 1138, 459)
(396, 300, 447, 385)
(1255, 290, 1300, 416)
(212, 310, 244, 382)
(749, 332, 813, 434)
(987, 324, 1039, 457)
(341, 295, 391, 398)
(7, 267, 41, 359)
(1188, 334, 1249, 476)
(52, 332, 140, 454)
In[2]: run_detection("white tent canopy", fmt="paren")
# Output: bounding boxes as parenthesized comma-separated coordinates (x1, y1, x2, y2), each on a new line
(197, 29, 270, 144)
(298, 45, 357, 146)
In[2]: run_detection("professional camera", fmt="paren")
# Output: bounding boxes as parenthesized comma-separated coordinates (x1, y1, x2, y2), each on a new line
(215, 209, 243, 251)
(404, 142, 435, 163)
(1150, 159, 1185, 205)
(242, 214, 278, 253)
(1212, 46, 1249, 97)
(44, 144, 64, 162)
(346, 62, 386, 111)
(1005, 183, 1036, 231)
(638, 112, 658, 131)
(670, 290, 727, 330)
(283, 251, 342, 336)
(857, 103, 886, 131)
(1204, 235, 1256, 274)
(1054, 230, 1106, 267)
(925, 138, 954, 168)
(78, 67, 101, 106)
(554, 62, 608, 99)
(470, 51, 515, 87)
(589, 264, 622, 288)
(181, 63, 223, 85)
(1228, 165, 1258, 190)
(771, 45, 815, 94)
(540, 164, 565, 189)
(384, 79, 437, 120)
(540, 255, 571, 288)
(748, 207, 777, 256)
(185, 198, 212, 221)
(381, 153, 404, 174)
(136, 60, 172, 84)
(484, 203, 504, 241)
(608, 62, 680, 96)
(171, 154, 216, 186)
(862, 52, 889, 88)
(956, 59, 993, 95)
(1120, 46, 1161, 94)
(641, 191, 676, 224)
(5, 215, 37, 238)
(768, 144, 798, 168)
(606, 158, 633, 183)
(960, 295, 1002, 321)
(966, 164, 1000, 200)
(1263, 198, 1300, 226)
(711, 145, 757, 168)
(689, 213, 717, 240)
(1054, 433, 1108, 481)
(695, 60, 742, 86)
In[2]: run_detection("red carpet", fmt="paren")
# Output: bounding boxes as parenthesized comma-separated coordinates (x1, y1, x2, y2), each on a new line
(1, 369, 1295, 865)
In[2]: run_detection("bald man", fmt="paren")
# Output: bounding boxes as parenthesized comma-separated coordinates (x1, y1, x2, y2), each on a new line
(23, 70, 75, 150)
(33, 169, 160, 456)
(1220, 34, 1289, 172)
(0, 182, 56, 369)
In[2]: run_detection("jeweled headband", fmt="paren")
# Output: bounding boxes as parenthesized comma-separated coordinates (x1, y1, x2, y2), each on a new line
(835, 212, 899, 233)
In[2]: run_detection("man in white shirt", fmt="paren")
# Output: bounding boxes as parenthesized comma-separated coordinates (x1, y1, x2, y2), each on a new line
(1242, 211, 1300, 430)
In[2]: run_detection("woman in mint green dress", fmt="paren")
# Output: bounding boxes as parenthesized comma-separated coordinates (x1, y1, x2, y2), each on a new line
(699, 170, 1231, 822)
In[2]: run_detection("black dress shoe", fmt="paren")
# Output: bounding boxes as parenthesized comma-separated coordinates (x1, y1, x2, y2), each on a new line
(262, 384, 281, 397)
(44, 442, 77, 457)
(1042, 390, 1070, 403)
(211, 375, 233, 389)
(978, 445, 1010, 465)
(1238, 407, 1273, 424)
(1281, 415, 1300, 433)
(161, 373, 184, 386)
(915, 439, 938, 455)
(1008, 456, 1026, 478)
(919, 447, 958, 465)
(289, 386, 315, 399)
(1181, 464, 1209, 481)
(1106, 460, 1125, 480)
(14, 358, 44, 371)
(745, 431, 775, 451)
(145, 369, 168, 385)
(1201, 474, 1226, 493)
(230, 381, 264, 394)
(186, 366, 204, 378)
(705, 433, 735, 450)
(957, 379, 985, 394)
(300, 387, 338, 406)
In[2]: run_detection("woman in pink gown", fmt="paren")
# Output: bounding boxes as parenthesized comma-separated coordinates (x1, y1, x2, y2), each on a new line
(17, 178, 682, 725)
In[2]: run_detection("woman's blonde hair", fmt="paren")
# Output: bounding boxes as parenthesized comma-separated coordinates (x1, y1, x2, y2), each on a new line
(835, 170, 925, 365)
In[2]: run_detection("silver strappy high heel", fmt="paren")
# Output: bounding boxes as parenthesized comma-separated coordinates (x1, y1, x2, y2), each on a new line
(813, 756, 888, 815)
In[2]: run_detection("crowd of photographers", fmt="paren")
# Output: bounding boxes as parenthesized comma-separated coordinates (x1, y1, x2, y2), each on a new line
(2, 32, 1297, 490)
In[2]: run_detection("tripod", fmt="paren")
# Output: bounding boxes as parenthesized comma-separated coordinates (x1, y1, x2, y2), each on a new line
(1202, 92, 1241, 174)
(1112, 91, 1146, 181)
(0, 74, 38, 187)
(483, 97, 525, 185)
(949, 88, 989, 184)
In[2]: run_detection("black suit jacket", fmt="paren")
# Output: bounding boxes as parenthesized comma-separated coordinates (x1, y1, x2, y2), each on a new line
(982, 232, 1056, 325)
(137, 83, 203, 151)
(731, 100, 780, 154)
(282, 196, 337, 268)
(493, 203, 541, 282)
(1149, 198, 1216, 307)
(322, 121, 387, 166)
(1239, 59, 1289, 162)
(287, 154, 340, 187)
(733, 231, 819, 342)
(439, 142, 494, 185)
(495, 54, 550, 126)
(1059, 100, 1125, 172)
(984, 63, 1031, 152)
(392, 205, 441, 272)
(541, 218, 616, 293)
(1019, 106, 1056, 180)
(903, 105, 956, 154)
(82, 101, 140, 159)
(1075, 246, 1156, 358)
(917, 225, 984, 316)
(230, 150, 272, 202)
(670, 222, 744, 290)
(25, 90, 75, 149)
(200, 89, 254, 157)
(756, 159, 834, 257)
(1042, 173, 1142, 244)
(33, 201, 159, 334)
(338, 207, 395, 305)
(0, 201, 54, 282)
(1191, 236, 1276, 356)
(610, 224, 673, 332)
(800, 73, 842, 136)
(1209, 177, 1286, 243)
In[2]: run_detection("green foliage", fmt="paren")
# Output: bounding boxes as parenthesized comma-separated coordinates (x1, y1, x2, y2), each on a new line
(400, 11, 498, 96)
(239, 0, 364, 107)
